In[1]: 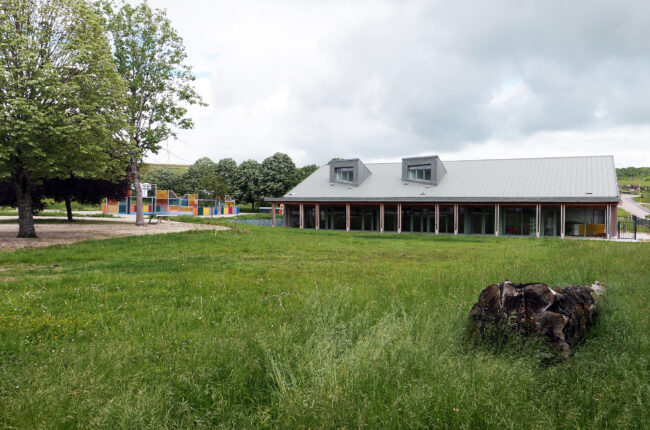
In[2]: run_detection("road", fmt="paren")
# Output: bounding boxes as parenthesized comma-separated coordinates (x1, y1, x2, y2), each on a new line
(619, 194, 650, 219)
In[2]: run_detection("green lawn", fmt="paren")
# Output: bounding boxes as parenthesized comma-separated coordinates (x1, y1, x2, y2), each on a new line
(618, 207, 632, 219)
(0, 225, 648, 428)
(0, 210, 114, 218)
(633, 194, 650, 204)
(42, 199, 102, 211)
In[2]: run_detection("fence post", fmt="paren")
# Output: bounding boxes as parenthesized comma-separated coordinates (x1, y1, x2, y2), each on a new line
(633, 215, 637, 240)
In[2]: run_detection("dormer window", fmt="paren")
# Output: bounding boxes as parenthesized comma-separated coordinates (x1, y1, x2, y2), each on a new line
(335, 167, 354, 183)
(408, 164, 431, 181)
(401, 155, 446, 185)
(329, 159, 371, 186)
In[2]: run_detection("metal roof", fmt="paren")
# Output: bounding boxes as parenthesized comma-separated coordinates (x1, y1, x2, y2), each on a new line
(267, 155, 619, 203)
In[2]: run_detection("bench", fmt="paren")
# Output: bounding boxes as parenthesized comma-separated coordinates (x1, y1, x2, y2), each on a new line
(148, 214, 171, 224)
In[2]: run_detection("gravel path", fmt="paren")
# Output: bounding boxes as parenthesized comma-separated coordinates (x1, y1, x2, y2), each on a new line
(619, 194, 650, 219)
(0, 217, 229, 252)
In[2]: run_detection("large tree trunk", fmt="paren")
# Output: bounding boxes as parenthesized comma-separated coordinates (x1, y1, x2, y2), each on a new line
(65, 196, 73, 222)
(13, 174, 37, 238)
(130, 158, 145, 226)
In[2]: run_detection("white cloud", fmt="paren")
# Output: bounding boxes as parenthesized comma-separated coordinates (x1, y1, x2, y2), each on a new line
(143, 0, 650, 168)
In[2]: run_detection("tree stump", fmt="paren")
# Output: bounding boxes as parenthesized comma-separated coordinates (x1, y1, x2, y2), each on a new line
(470, 281, 603, 359)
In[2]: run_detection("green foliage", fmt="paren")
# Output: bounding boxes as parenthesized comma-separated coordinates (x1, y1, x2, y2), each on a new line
(141, 167, 183, 192)
(231, 160, 262, 211)
(215, 158, 238, 191)
(293, 163, 319, 186)
(617, 167, 650, 187)
(139, 154, 319, 207)
(101, 0, 205, 158)
(178, 157, 217, 196)
(0, 0, 131, 236)
(617, 167, 650, 179)
(260, 152, 297, 199)
(100, 0, 205, 223)
(0, 228, 647, 428)
(0, 0, 130, 180)
(199, 175, 228, 201)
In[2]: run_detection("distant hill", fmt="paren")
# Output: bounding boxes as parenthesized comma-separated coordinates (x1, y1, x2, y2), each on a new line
(141, 163, 190, 175)
(616, 167, 650, 187)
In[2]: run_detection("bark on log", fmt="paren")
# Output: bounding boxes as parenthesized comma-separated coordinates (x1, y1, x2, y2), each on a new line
(470, 281, 603, 359)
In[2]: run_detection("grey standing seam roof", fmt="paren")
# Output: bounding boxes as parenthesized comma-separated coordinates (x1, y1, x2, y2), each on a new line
(267, 155, 619, 203)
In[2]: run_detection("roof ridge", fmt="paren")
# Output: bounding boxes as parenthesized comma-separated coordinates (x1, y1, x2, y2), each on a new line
(359, 155, 614, 165)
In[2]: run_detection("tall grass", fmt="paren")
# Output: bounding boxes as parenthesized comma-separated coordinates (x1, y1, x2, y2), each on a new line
(0, 226, 648, 428)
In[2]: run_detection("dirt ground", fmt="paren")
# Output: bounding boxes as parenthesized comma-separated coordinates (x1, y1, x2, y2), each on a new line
(0, 217, 229, 251)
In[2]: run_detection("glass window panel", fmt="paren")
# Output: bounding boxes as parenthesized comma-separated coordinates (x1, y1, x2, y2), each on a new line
(407, 164, 432, 181)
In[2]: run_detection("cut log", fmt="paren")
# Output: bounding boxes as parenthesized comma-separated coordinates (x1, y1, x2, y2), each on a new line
(470, 281, 602, 359)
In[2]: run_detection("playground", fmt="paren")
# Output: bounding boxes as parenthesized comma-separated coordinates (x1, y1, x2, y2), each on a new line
(102, 184, 240, 217)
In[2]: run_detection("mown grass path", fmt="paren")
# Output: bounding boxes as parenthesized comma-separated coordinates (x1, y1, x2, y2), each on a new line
(1, 225, 648, 428)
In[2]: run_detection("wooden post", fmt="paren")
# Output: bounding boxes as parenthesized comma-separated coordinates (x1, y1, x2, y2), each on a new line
(380, 203, 385, 233)
(560, 203, 566, 239)
(536, 204, 541, 238)
(612, 204, 618, 238)
(271, 203, 276, 227)
(435, 204, 439, 234)
(397, 203, 402, 233)
(454, 204, 458, 235)
(609, 204, 616, 239)
(604, 203, 610, 239)
(299, 204, 304, 229)
(346, 203, 350, 232)
(315, 204, 320, 230)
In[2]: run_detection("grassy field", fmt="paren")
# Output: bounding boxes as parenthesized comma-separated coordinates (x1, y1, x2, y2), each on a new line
(617, 207, 632, 219)
(0, 210, 114, 218)
(142, 163, 190, 175)
(0, 224, 648, 428)
(42, 199, 102, 212)
(633, 194, 649, 204)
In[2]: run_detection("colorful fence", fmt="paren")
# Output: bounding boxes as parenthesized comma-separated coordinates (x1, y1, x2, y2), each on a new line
(102, 187, 239, 216)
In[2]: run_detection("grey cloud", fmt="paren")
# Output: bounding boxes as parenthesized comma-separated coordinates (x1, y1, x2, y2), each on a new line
(147, 0, 650, 165)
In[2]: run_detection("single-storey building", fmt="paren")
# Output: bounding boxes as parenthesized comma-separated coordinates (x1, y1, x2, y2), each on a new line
(266, 155, 619, 239)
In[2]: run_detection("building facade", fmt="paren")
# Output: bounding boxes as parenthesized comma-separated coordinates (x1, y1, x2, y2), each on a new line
(266, 155, 619, 239)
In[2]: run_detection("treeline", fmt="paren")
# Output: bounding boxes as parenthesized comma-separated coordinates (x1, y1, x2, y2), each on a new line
(617, 167, 650, 180)
(143, 153, 319, 211)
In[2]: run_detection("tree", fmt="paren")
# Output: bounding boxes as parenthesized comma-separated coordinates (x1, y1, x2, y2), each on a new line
(102, 0, 205, 226)
(141, 166, 182, 193)
(293, 164, 319, 187)
(42, 177, 129, 221)
(200, 175, 228, 204)
(0, 0, 130, 237)
(180, 157, 216, 197)
(260, 153, 296, 199)
(215, 158, 238, 191)
(231, 160, 262, 211)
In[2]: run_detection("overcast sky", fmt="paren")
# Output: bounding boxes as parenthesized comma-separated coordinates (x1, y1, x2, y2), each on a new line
(143, 0, 650, 167)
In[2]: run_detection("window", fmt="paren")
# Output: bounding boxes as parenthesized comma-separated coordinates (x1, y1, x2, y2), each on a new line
(407, 164, 431, 181)
(335, 167, 354, 183)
